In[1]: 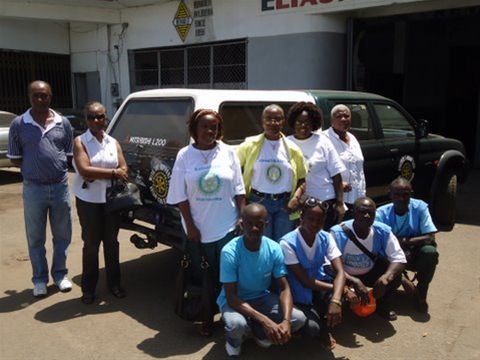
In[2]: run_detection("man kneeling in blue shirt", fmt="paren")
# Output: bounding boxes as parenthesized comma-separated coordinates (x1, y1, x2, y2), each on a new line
(217, 203, 306, 357)
(376, 177, 439, 313)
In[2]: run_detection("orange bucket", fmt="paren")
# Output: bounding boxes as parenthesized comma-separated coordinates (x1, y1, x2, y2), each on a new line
(350, 289, 376, 317)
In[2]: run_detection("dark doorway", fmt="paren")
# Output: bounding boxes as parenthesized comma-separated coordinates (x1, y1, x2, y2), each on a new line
(352, 6, 480, 165)
(446, 47, 480, 161)
(0, 49, 72, 114)
(74, 71, 101, 108)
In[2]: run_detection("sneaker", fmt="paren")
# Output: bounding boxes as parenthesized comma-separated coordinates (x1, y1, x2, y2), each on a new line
(225, 341, 241, 357)
(253, 336, 272, 348)
(55, 278, 72, 293)
(33, 283, 47, 298)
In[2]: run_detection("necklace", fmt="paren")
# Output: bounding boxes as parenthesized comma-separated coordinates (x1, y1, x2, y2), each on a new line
(198, 145, 216, 164)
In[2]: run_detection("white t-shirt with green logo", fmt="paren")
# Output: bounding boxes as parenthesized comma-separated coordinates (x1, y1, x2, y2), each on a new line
(167, 142, 245, 243)
(305, 134, 346, 201)
(251, 138, 293, 194)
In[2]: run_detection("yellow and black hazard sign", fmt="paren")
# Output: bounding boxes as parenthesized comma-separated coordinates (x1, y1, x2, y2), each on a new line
(172, 0, 193, 42)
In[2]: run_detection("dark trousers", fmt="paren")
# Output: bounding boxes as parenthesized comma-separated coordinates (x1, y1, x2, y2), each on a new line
(295, 291, 331, 338)
(183, 230, 236, 297)
(323, 199, 342, 231)
(357, 260, 402, 304)
(408, 244, 439, 299)
(76, 197, 121, 295)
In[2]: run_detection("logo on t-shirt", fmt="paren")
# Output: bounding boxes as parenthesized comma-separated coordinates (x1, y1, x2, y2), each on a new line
(198, 171, 221, 195)
(266, 164, 282, 183)
(344, 253, 372, 269)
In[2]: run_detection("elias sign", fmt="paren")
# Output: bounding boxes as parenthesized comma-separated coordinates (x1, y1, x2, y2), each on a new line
(261, 0, 427, 13)
(261, 0, 342, 11)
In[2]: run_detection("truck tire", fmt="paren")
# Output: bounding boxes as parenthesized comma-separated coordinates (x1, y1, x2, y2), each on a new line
(433, 171, 457, 231)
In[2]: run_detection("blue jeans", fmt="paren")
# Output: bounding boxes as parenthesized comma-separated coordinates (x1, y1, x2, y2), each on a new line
(249, 192, 294, 241)
(23, 180, 72, 285)
(221, 292, 306, 348)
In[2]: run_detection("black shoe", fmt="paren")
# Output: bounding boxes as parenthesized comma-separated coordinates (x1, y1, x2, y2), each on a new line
(377, 305, 397, 321)
(109, 286, 126, 298)
(81, 294, 95, 305)
(414, 297, 429, 313)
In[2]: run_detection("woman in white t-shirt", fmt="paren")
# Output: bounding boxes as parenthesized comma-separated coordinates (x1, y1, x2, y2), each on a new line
(323, 104, 366, 219)
(286, 102, 346, 230)
(167, 109, 246, 336)
(73, 101, 129, 305)
(280, 197, 347, 349)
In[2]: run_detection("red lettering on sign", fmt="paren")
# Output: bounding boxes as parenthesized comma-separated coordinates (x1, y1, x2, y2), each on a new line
(319, 0, 334, 3)
(276, 0, 290, 9)
(300, 0, 318, 6)
(291, 0, 298, 7)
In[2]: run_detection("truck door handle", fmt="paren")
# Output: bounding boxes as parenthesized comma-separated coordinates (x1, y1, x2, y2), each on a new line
(390, 148, 399, 155)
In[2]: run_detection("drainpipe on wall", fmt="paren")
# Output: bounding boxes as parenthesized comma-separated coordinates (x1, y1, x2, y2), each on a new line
(67, 22, 75, 109)
(475, 89, 480, 168)
(346, 17, 353, 91)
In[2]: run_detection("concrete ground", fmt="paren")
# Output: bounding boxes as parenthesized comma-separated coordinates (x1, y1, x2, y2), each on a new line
(0, 168, 479, 360)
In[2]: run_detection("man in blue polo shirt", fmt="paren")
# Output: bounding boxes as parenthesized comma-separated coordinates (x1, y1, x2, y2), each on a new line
(8, 80, 73, 298)
(376, 177, 438, 313)
(217, 203, 306, 357)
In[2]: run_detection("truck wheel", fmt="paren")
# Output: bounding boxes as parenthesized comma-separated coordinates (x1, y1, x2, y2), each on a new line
(433, 172, 457, 231)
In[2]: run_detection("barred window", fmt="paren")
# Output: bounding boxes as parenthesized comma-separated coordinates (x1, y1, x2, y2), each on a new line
(133, 51, 158, 87)
(213, 42, 246, 89)
(187, 46, 210, 86)
(129, 39, 246, 91)
(160, 49, 184, 87)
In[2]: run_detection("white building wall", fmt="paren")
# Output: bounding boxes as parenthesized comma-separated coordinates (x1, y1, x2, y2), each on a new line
(120, 0, 345, 49)
(0, 17, 69, 54)
(113, 0, 347, 105)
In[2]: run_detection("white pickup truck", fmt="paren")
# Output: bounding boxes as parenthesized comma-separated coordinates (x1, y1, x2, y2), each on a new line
(0, 111, 16, 168)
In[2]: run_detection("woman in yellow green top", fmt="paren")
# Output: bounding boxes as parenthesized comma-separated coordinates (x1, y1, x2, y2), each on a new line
(236, 104, 307, 241)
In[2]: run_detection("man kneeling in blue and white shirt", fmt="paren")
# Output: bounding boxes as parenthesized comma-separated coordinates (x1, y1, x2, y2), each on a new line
(330, 197, 407, 321)
(217, 203, 306, 357)
(376, 177, 438, 314)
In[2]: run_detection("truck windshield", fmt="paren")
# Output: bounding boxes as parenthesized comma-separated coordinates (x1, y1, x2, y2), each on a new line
(109, 98, 193, 150)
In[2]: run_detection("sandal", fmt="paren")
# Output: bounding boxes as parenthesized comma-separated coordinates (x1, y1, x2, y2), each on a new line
(81, 293, 95, 305)
(109, 286, 126, 299)
(319, 330, 336, 351)
(199, 320, 214, 337)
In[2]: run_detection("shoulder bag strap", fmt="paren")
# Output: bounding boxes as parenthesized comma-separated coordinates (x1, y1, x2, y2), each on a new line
(341, 223, 377, 262)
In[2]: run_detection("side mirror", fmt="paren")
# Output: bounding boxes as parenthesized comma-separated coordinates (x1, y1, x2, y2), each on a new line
(416, 119, 430, 138)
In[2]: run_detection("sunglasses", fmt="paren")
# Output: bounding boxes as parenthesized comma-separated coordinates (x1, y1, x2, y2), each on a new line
(86, 113, 106, 121)
(302, 197, 329, 211)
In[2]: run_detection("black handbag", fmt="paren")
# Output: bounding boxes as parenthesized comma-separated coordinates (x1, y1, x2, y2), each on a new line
(174, 244, 216, 322)
(341, 224, 390, 268)
(105, 177, 142, 214)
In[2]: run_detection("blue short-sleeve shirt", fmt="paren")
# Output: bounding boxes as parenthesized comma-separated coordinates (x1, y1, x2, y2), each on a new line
(376, 198, 437, 237)
(217, 235, 287, 310)
(7, 109, 73, 184)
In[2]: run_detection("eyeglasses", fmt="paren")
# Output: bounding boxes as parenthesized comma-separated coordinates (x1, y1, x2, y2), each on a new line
(303, 197, 329, 211)
(263, 116, 284, 124)
(86, 113, 106, 121)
